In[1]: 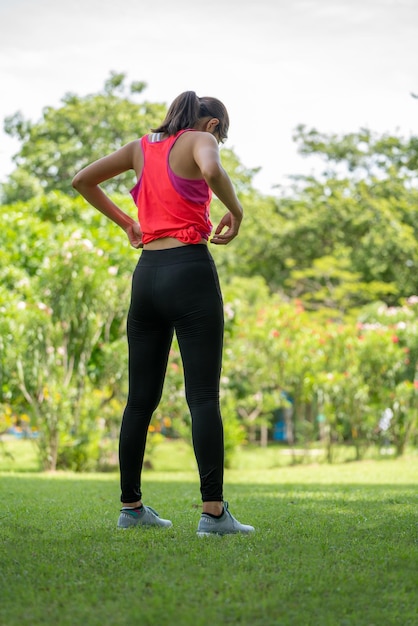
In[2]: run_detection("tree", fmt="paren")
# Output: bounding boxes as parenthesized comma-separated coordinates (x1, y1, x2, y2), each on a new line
(2, 72, 166, 202)
(211, 126, 418, 311)
(270, 127, 418, 309)
(0, 76, 266, 468)
(2, 77, 417, 467)
(292, 125, 418, 178)
(0, 201, 134, 469)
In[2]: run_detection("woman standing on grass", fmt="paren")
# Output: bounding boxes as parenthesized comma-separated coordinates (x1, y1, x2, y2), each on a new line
(72, 91, 254, 536)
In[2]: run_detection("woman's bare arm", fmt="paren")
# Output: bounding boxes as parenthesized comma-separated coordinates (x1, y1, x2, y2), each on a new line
(192, 134, 243, 245)
(72, 142, 142, 247)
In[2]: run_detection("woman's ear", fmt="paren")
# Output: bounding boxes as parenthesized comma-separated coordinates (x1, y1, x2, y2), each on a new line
(206, 118, 220, 134)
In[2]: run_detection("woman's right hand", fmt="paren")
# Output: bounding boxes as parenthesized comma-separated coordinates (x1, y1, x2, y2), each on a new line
(126, 221, 143, 248)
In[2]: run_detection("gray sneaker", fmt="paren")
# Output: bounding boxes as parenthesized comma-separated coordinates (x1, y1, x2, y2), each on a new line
(117, 505, 173, 529)
(196, 502, 255, 537)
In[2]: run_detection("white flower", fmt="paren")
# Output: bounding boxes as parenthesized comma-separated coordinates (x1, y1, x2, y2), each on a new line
(224, 303, 235, 319)
(37, 302, 53, 315)
(81, 239, 94, 251)
(16, 277, 30, 288)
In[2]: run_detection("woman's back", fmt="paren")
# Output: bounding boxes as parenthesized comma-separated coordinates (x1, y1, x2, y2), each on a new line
(130, 130, 213, 247)
(132, 129, 215, 182)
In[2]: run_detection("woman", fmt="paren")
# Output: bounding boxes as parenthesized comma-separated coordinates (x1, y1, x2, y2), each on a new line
(72, 91, 254, 536)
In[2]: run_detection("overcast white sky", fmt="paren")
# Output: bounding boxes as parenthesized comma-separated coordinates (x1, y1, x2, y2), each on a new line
(0, 0, 417, 195)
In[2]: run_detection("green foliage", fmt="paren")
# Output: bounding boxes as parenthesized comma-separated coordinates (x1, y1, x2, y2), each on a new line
(277, 126, 418, 307)
(1, 76, 417, 469)
(0, 200, 136, 469)
(216, 126, 416, 309)
(2, 72, 166, 201)
(272, 175, 418, 308)
(212, 190, 286, 288)
(293, 124, 418, 175)
(218, 281, 417, 458)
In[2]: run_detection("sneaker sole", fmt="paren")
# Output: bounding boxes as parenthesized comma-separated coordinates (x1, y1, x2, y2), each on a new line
(197, 530, 251, 537)
(117, 519, 173, 529)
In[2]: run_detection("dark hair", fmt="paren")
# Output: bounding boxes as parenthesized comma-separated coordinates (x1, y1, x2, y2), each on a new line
(152, 91, 229, 142)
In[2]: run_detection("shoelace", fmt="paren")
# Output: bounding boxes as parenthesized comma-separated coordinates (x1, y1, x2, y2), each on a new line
(144, 505, 160, 517)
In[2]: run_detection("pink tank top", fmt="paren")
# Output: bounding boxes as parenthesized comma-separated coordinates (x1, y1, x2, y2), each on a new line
(130, 130, 212, 244)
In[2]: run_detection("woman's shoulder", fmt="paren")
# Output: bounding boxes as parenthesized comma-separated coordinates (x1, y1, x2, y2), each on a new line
(175, 129, 217, 146)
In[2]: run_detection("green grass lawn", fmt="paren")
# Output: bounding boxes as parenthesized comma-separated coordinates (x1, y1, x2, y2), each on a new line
(0, 442, 417, 626)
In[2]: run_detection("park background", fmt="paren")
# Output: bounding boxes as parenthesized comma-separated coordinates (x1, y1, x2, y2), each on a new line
(0, 0, 417, 469)
(1, 1, 417, 625)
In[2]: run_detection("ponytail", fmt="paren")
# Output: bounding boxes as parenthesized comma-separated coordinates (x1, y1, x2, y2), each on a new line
(152, 91, 200, 135)
(152, 91, 230, 142)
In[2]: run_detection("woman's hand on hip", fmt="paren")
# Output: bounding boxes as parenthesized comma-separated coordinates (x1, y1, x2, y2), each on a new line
(211, 212, 241, 245)
(126, 222, 143, 248)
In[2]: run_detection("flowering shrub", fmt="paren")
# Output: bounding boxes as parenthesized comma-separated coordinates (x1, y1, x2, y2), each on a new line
(220, 278, 418, 458)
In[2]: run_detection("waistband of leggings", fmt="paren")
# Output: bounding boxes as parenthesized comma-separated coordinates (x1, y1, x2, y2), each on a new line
(137, 244, 213, 267)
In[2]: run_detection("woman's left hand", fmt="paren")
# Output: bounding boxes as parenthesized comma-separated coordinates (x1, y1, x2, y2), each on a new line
(211, 212, 241, 245)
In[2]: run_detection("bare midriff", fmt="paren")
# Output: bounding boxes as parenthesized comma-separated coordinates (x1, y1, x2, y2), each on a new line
(143, 237, 207, 250)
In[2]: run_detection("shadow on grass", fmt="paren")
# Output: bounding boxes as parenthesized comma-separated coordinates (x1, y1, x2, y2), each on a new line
(1, 472, 417, 523)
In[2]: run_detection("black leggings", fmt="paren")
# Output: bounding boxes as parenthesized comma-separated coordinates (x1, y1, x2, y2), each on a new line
(119, 245, 224, 503)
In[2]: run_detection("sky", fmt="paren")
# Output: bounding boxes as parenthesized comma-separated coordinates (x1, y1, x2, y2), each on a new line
(0, 0, 417, 196)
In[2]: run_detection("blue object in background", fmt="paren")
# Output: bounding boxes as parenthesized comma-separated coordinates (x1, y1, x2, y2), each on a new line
(273, 419, 287, 442)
